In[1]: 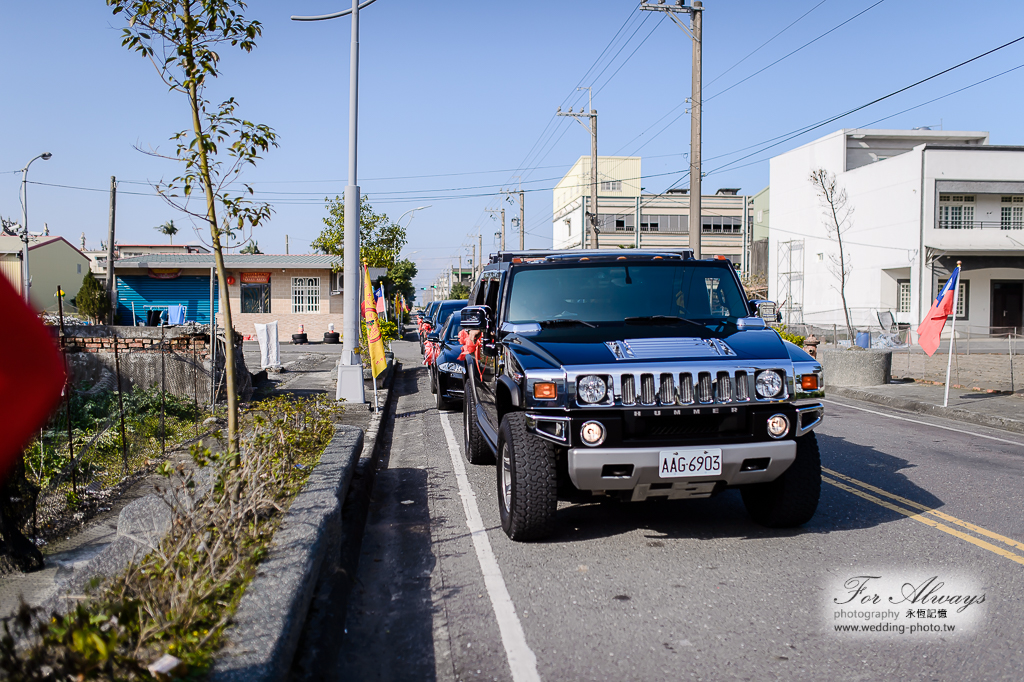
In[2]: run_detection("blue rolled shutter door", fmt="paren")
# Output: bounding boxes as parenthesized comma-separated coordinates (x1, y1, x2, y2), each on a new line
(116, 275, 219, 325)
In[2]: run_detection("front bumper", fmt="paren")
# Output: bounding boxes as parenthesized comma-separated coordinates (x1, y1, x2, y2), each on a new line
(568, 439, 796, 499)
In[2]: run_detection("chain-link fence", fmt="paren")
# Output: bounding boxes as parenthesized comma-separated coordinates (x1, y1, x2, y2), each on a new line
(17, 324, 232, 544)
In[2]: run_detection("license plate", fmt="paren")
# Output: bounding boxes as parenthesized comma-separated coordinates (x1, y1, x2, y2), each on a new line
(658, 448, 722, 478)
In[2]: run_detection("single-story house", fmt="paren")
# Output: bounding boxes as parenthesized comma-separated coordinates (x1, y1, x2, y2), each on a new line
(113, 253, 384, 342)
(0, 235, 92, 312)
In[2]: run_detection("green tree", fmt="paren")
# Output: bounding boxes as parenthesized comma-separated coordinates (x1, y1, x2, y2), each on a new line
(72, 271, 111, 323)
(313, 197, 407, 269)
(155, 219, 178, 244)
(239, 240, 262, 254)
(383, 258, 418, 303)
(108, 0, 278, 461)
(450, 282, 471, 300)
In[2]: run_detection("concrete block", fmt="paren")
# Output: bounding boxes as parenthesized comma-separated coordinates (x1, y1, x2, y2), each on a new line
(821, 348, 893, 387)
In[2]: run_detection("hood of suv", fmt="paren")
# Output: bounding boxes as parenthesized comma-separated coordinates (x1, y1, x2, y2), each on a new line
(506, 325, 789, 368)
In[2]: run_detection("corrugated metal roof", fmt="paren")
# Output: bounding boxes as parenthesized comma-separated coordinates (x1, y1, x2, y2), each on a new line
(115, 253, 342, 268)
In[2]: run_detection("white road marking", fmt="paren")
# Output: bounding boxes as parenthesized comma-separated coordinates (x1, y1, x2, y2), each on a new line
(438, 412, 542, 682)
(821, 398, 1024, 447)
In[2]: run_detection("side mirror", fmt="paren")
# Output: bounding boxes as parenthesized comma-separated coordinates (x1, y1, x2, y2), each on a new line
(425, 331, 440, 343)
(460, 305, 492, 331)
(749, 300, 779, 322)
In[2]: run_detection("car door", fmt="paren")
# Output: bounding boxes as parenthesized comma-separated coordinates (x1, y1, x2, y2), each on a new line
(475, 271, 504, 441)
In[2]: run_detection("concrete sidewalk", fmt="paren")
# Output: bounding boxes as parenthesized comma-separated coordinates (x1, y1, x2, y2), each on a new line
(829, 381, 1024, 436)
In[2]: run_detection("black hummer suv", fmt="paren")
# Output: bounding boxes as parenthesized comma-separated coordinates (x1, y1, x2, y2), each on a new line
(460, 249, 824, 541)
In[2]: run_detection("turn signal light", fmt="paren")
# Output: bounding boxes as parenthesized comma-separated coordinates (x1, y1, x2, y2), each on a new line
(534, 382, 558, 399)
(801, 374, 819, 390)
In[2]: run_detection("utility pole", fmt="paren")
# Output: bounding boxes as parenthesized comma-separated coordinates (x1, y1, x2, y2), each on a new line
(478, 232, 483, 274)
(557, 88, 599, 249)
(641, 0, 703, 258)
(519, 189, 525, 250)
(285, 234, 289, 254)
(501, 208, 506, 251)
(106, 176, 117, 323)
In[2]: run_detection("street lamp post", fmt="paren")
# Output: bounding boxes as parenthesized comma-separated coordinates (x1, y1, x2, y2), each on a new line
(293, 0, 380, 403)
(20, 152, 53, 306)
(397, 204, 431, 228)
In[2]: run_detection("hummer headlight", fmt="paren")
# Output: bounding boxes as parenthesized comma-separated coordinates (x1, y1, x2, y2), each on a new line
(755, 370, 784, 399)
(577, 375, 607, 404)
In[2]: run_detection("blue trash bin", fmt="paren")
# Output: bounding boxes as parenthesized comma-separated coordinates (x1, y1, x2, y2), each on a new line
(855, 331, 870, 348)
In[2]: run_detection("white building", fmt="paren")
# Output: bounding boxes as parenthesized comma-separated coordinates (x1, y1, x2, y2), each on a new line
(768, 128, 1024, 336)
(552, 156, 751, 266)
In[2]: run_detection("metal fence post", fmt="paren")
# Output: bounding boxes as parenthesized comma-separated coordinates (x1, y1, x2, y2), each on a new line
(192, 335, 200, 438)
(56, 285, 76, 496)
(113, 330, 128, 476)
(160, 324, 166, 458)
(1011, 333, 1015, 394)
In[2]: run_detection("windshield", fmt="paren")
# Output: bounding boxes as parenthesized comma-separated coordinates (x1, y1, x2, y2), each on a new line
(442, 314, 462, 342)
(505, 262, 748, 325)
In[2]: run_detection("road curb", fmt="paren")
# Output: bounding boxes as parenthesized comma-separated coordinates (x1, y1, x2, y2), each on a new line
(209, 368, 398, 682)
(829, 386, 1024, 436)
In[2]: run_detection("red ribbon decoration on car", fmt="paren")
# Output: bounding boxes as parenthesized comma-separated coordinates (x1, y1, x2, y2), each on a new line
(423, 340, 440, 366)
(457, 329, 483, 378)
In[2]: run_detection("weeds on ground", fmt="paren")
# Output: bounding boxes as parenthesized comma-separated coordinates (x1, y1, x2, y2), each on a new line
(0, 394, 342, 679)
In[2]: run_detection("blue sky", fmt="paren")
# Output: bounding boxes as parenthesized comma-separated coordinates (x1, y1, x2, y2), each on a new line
(3, 0, 1024, 293)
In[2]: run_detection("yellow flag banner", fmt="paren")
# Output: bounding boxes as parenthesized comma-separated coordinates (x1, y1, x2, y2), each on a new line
(361, 263, 388, 378)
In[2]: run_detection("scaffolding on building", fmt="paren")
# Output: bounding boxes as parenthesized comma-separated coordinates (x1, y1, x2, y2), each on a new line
(778, 239, 805, 326)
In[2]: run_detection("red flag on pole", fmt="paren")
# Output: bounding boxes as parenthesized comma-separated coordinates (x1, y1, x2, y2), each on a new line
(0, 275, 66, 481)
(917, 265, 960, 357)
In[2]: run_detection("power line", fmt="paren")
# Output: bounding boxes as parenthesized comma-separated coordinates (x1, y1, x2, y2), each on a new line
(704, 0, 889, 104)
(703, 0, 831, 89)
(620, 0, 887, 158)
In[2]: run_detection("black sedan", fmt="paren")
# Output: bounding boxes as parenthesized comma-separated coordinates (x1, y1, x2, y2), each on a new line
(426, 313, 467, 411)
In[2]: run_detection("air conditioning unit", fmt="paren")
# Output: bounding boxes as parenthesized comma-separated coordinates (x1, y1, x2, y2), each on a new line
(331, 270, 343, 295)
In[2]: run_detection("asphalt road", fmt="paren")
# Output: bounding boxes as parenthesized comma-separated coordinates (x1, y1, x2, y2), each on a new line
(307, 338, 1024, 681)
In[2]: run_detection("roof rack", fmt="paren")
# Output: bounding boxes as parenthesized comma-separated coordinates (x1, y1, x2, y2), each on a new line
(489, 248, 695, 264)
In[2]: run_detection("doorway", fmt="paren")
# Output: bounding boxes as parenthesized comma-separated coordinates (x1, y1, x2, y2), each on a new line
(991, 281, 1023, 331)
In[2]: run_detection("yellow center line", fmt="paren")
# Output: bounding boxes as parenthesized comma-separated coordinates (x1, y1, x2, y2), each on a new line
(823, 467, 1024, 553)
(822, 476, 1024, 568)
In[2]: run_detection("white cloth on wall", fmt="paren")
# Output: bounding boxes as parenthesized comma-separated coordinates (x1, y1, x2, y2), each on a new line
(254, 321, 280, 368)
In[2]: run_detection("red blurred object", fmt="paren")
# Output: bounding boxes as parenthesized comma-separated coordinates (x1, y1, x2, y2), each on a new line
(0, 275, 66, 482)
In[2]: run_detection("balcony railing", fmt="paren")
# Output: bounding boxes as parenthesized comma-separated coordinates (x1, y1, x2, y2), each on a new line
(936, 220, 1024, 230)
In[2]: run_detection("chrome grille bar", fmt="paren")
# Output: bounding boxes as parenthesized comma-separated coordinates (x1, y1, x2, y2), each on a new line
(697, 372, 713, 403)
(716, 372, 732, 403)
(678, 372, 694, 404)
(659, 373, 676, 405)
(735, 371, 749, 401)
(621, 374, 636, 405)
(640, 373, 656, 405)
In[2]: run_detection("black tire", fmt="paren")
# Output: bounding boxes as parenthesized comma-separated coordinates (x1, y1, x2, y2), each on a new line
(430, 366, 437, 394)
(496, 412, 558, 541)
(435, 372, 451, 411)
(741, 432, 821, 528)
(463, 378, 493, 465)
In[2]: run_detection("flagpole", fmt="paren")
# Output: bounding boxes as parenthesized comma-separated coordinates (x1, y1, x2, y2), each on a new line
(942, 261, 962, 408)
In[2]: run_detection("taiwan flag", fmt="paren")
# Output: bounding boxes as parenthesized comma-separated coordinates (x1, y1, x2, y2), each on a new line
(916, 266, 960, 357)
(375, 285, 386, 314)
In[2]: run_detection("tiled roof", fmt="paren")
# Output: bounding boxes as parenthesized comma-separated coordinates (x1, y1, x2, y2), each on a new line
(115, 253, 342, 268)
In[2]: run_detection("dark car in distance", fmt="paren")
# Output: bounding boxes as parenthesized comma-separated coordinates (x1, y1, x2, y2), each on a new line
(422, 299, 468, 354)
(427, 313, 467, 411)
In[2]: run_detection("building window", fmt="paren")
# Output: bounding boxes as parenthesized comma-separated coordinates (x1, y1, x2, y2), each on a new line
(938, 194, 975, 229)
(292, 277, 320, 313)
(77, 263, 82, 274)
(701, 216, 742, 234)
(600, 180, 622, 192)
(241, 282, 271, 313)
(937, 278, 969, 318)
(1000, 196, 1024, 230)
(897, 280, 911, 313)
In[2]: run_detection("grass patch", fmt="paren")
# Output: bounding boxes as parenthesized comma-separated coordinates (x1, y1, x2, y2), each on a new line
(1, 394, 342, 679)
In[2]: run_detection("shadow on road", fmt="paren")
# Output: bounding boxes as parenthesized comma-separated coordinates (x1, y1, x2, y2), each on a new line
(530, 432, 945, 545)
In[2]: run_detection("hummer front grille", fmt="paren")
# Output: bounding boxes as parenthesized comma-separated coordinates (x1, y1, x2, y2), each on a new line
(607, 368, 783, 408)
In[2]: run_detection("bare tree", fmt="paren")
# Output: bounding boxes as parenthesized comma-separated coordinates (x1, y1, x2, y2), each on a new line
(809, 168, 854, 343)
